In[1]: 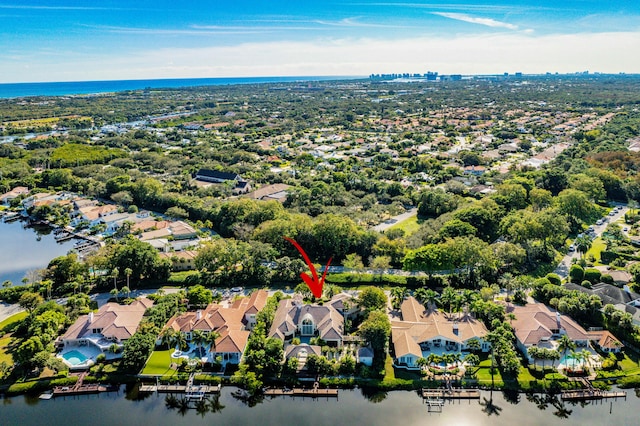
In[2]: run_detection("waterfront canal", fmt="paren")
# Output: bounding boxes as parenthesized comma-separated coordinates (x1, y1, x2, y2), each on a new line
(1, 386, 636, 426)
(0, 220, 77, 285)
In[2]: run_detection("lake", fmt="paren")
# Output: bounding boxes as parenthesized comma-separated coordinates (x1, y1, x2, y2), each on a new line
(0, 220, 77, 285)
(0, 386, 636, 426)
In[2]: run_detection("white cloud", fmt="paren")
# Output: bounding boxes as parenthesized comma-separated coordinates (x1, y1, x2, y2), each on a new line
(3, 31, 640, 82)
(432, 12, 519, 30)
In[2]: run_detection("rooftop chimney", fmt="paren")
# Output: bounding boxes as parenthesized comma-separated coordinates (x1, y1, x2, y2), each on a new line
(453, 322, 459, 335)
(196, 310, 202, 321)
(88, 312, 94, 323)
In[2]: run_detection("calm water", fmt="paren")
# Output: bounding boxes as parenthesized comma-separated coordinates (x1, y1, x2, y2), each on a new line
(0, 386, 637, 426)
(0, 76, 360, 99)
(0, 220, 76, 285)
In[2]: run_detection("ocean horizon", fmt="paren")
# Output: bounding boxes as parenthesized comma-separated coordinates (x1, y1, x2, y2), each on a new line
(0, 76, 362, 99)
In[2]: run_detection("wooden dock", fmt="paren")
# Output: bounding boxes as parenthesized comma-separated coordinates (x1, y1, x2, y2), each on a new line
(138, 384, 221, 394)
(422, 389, 481, 400)
(264, 388, 339, 398)
(52, 384, 114, 396)
(561, 389, 626, 401)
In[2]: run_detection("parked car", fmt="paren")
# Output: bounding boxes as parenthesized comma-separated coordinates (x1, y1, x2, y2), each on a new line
(568, 245, 575, 252)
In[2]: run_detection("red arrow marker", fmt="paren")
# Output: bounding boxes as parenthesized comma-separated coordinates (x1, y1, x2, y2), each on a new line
(284, 236, 332, 298)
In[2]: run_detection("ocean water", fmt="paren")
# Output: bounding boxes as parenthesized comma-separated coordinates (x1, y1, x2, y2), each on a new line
(0, 76, 360, 99)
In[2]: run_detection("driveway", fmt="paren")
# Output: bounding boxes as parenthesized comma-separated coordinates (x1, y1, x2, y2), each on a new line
(554, 205, 628, 279)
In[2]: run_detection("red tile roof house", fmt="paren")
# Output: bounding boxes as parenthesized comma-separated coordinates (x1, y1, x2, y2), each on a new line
(510, 303, 592, 366)
(391, 297, 491, 370)
(160, 290, 267, 367)
(57, 298, 153, 369)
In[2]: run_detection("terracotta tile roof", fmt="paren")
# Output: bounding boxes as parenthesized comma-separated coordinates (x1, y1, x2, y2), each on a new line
(588, 330, 623, 350)
(391, 297, 489, 358)
(62, 298, 152, 342)
(511, 303, 590, 346)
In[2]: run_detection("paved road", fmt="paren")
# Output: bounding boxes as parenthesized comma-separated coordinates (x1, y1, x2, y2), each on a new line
(0, 302, 24, 323)
(554, 206, 628, 279)
(372, 208, 418, 232)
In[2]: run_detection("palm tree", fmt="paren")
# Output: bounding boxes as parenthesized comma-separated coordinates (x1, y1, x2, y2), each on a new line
(120, 286, 131, 299)
(124, 267, 133, 289)
(175, 332, 188, 351)
(390, 287, 408, 310)
(110, 287, 119, 302)
(2, 280, 12, 288)
(574, 235, 593, 259)
(423, 289, 440, 311)
(206, 330, 221, 357)
(441, 286, 458, 316)
(427, 353, 441, 368)
(557, 334, 576, 366)
(568, 349, 581, 370)
(528, 346, 540, 369)
(580, 349, 592, 372)
(416, 357, 428, 370)
(160, 328, 177, 350)
(111, 267, 119, 296)
(192, 330, 207, 356)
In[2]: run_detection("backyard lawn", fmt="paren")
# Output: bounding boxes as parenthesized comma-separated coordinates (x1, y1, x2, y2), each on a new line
(141, 350, 177, 376)
(474, 358, 504, 387)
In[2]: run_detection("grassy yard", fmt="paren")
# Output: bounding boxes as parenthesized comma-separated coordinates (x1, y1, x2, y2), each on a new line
(0, 312, 27, 366)
(585, 237, 606, 264)
(141, 349, 177, 376)
(0, 336, 14, 364)
(0, 311, 27, 331)
(388, 215, 421, 236)
(474, 358, 504, 387)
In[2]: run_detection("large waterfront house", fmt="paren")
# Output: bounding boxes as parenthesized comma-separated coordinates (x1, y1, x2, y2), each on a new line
(510, 303, 591, 362)
(269, 298, 344, 347)
(57, 298, 153, 369)
(161, 290, 267, 366)
(391, 297, 491, 369)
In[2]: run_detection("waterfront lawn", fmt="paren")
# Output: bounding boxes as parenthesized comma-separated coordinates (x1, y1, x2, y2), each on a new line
(141, 350, 177, 376)
(474, 358, 504, 387)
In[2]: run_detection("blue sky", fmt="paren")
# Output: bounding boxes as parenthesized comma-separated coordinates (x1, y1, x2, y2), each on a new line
(1, 1, 639, 82)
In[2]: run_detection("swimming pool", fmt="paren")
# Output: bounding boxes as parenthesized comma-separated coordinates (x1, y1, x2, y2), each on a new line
(61, 350, 89, 366)
(558, 354, 583, 368)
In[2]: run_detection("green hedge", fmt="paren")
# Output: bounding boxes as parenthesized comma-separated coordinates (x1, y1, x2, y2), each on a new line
(6, 376, 77, 395)
(194, 374, 221, 385)
(617, 375, 640, 388)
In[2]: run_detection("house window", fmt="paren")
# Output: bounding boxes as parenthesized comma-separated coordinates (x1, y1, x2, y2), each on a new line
(301, 317, 314, 336)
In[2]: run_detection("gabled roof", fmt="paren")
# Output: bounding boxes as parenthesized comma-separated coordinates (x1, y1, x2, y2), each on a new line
(589, 330, 623, 350)
(214, 330, 250, 354)
(62, 298, 152, 341)
(269, 298, 344, 341)
(393, 296, 488, 346)
(511, 303, 590, 346)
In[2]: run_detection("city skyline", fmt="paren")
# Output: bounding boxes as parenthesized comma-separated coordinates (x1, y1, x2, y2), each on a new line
(1, 0, 639, 83)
